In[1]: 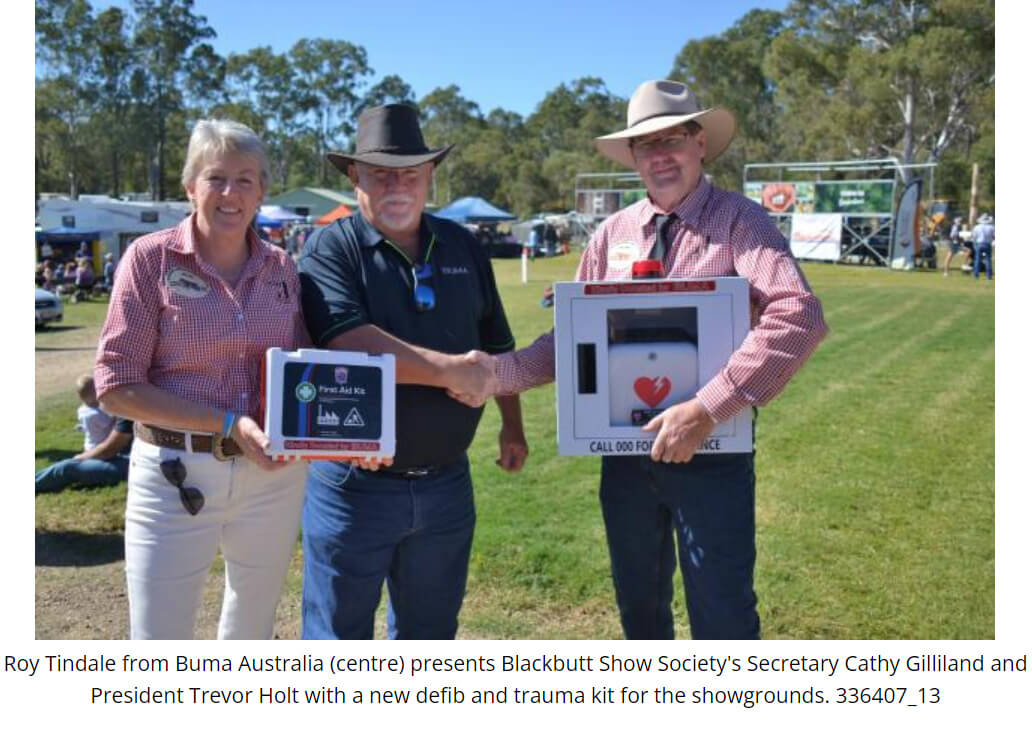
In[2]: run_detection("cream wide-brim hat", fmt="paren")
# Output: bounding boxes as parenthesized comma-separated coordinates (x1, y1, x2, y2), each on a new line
(595, 80, 737, 169)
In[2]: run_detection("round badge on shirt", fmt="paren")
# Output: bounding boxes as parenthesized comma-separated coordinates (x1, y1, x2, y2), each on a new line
(608, 242, 638, 271)
(165, 268, 211, 298)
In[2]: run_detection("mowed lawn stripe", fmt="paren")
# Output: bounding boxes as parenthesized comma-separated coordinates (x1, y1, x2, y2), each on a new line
(755, 281, 993, 638)
(35, 259, 995, 640)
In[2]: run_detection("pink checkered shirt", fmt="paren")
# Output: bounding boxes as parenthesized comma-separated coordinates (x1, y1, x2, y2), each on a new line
(495, 177, 828, 422)
(95, 216, 310, 423)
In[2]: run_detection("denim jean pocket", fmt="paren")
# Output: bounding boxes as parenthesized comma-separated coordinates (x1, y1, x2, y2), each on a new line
(306, 461, 356, 490)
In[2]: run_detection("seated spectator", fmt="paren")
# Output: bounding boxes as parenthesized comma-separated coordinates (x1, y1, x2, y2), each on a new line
(35, 374, 132, 493)
(75, 258, 95, 299)
(42, 260, 57, 291)
(57, 261, 77, 296)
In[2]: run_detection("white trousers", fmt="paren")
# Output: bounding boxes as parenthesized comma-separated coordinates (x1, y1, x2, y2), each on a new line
(124, 438, 307, 639)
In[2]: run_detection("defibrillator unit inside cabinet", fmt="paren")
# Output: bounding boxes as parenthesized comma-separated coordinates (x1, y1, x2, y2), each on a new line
(263, 348, 396, 460)
(554, 277, 752, 456)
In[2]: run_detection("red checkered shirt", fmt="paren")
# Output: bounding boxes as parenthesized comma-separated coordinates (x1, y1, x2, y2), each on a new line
(95, 216, 310, 422)
(495, 177, 828, 422)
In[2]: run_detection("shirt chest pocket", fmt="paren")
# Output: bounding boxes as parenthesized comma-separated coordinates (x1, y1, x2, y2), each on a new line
(249, 278, 304, 349)
(159, 291, 219, 338)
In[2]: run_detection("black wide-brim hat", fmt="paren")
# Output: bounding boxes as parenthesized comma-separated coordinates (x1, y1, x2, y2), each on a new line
(327, 104, 453, 171)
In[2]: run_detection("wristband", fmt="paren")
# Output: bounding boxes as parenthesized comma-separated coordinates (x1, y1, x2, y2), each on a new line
(221, 411, 238, 439)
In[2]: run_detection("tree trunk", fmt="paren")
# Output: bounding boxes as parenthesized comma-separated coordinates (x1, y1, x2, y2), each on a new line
(900, 84, 916, 183)
(157, 117, 167, 200)
(111, 149, 121, 198)
(968, 163, 979, 227)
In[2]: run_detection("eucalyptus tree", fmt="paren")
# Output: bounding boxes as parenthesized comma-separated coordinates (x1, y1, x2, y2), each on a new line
(669, 9, 786, 188)
(417, 85, 482, 205)
(129, 0, 218, 199)
(289, 38, 372, 186)
(765, 0, 994, 183)
(35, 0, 101, 198)
(226, 46, 304, 193)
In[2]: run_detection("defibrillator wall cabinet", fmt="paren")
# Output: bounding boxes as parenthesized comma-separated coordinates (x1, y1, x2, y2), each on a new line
(554, 277, 752, 456)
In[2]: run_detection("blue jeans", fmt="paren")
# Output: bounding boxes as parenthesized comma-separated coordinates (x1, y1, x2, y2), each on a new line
(973, 244, 993, 279)
(35, 455, 129, 493)
(301, 457, 475, 639)
(599, 453, 760, 639)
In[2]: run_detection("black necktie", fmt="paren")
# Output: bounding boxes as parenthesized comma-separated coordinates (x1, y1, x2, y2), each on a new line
(651, 213, 677, 263)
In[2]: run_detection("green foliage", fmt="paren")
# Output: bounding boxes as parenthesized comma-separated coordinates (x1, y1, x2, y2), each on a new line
(35, 0, 993, 215)
(670, 9, 786, 188)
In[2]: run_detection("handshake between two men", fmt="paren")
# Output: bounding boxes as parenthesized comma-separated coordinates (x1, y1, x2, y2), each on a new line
(445, 349, 501, 408)
(348, 348, 527, 474)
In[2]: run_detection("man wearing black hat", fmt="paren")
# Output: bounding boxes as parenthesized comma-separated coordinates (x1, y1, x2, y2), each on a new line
(296, 104, 527, 639)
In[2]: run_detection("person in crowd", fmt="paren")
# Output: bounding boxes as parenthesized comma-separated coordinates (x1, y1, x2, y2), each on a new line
(59, 261, 77, 295)
(103, 252, 116, 290)
(972, 213, 995, 281)
(452, 80, 827, 640)
(527, 225, 540, 259)
(297, 103, 527, 639)
(94, 119, 310, 640)
(943, 216, 963, 276)
(960, 222, 974, 272)
(74, 257, 94, 300)
(35, 374, 132, 493)
(42, 260, 56, 291)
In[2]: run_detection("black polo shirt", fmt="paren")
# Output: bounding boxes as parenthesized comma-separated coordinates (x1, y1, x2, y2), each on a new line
(298, 211, 515, 469)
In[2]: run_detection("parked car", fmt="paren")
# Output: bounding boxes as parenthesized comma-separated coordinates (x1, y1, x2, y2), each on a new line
(487, 231, 523, 258)
(35, 287, 63, 329)
(472, 224, 523, 258)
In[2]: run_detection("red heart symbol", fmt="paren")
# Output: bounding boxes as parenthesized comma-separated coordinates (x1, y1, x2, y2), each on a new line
(634, 376, 672, 408)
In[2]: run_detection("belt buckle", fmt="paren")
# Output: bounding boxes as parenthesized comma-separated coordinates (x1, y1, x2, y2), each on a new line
(406, 467, 431, 478)
(212, 436, 235, 462)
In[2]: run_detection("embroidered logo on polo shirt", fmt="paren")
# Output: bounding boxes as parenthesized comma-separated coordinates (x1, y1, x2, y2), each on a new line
(608, 242, 638, 270)
(165, 268, 210, 298)
(440, 265, 469, 275)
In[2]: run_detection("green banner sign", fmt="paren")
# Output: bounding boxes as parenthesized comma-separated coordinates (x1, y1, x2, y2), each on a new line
(814, 181, 894, 214)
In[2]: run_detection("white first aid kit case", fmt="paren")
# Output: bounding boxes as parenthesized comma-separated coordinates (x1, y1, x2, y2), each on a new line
(263, 348, 395, 461)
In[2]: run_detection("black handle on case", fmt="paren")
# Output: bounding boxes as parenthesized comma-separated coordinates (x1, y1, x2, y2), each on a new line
(576, 343, 597, 394)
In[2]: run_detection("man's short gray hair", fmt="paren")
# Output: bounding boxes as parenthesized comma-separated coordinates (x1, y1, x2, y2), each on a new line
(181, 119, 270, 190)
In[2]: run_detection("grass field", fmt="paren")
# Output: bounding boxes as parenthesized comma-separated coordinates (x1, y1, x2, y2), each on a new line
(34, 254, 995, 639)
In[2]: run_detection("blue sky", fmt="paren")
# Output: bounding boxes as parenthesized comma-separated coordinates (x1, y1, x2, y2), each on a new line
(89, 0, 788, 117)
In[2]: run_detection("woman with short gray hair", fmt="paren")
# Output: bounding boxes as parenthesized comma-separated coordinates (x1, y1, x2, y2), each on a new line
(95, 119, 309, 639)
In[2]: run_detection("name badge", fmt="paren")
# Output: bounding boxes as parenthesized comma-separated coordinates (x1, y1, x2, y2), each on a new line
(165, 268, 210, 298)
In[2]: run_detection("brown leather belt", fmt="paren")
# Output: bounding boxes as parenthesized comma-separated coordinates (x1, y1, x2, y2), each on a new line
(135, 423, 243, 461)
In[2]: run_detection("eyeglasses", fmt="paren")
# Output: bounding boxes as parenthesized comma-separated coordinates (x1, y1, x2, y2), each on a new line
(412, 262, 435, 312)
(630, 132, 692, 159)
(160, 458, 205, 516)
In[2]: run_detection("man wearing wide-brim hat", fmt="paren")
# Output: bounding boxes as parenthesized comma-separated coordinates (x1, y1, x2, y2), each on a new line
(476, 79, 829, 639)
(297, 103, 528, 639)
(972, 211, 995, 281)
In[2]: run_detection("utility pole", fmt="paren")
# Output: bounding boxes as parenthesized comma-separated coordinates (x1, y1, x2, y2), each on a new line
(968, 163, 979, 226)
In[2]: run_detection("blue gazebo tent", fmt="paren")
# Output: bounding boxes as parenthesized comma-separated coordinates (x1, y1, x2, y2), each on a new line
(36, 228, 102, 271)
(256, 205, 305, 227)
(433, 197, 516, 223)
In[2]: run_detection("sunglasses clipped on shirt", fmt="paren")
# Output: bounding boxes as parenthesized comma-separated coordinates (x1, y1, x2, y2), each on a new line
(160, 458, 205, 516)
(412, 262, 435, 312)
